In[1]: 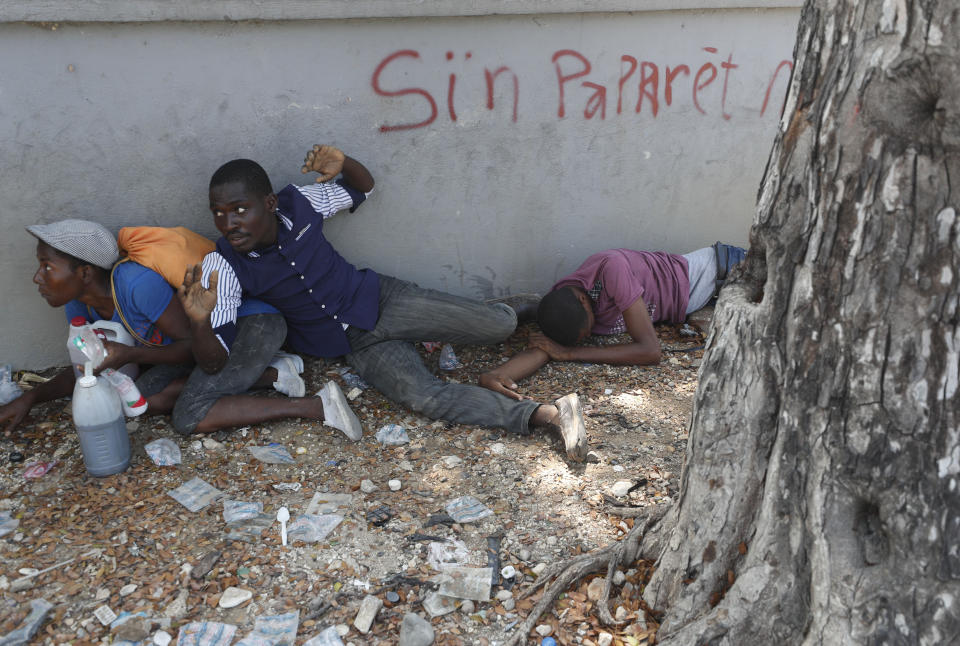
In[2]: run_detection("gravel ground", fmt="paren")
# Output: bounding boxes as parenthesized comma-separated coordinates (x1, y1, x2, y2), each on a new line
(0, 318, 707, 646)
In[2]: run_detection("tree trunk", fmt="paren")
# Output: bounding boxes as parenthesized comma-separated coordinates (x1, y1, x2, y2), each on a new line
(643, 1, 960, 644)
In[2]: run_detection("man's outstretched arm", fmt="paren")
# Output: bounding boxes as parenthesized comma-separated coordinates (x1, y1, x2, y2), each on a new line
(528, 295, 662, 366)
(477, 348, 551, 400)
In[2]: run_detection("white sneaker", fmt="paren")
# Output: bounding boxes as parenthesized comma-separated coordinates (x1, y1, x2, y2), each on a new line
(271, 356, 306, 398)
(317, 380, 363, 441)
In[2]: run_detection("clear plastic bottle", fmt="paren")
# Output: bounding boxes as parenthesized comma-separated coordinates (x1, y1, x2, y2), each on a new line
(67, 320, 147, 416)
(72, 361, 131, 477)
(90, 320, 139, 380)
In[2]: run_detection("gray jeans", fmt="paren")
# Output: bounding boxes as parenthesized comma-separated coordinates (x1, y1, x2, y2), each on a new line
(137, 313, 286, 435)
(346, 275, 541, 434)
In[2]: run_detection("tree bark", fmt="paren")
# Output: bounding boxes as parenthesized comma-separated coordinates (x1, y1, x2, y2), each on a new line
(643, 1, 960, 644)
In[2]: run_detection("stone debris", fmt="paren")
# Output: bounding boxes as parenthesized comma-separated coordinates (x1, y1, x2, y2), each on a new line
(352, 594, 382, 634)
(398, 612, 435, 646)
(218, 586, 253, 609)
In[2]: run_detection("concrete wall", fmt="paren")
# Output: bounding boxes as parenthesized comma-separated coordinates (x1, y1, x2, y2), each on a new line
(0, 1, 800, 368)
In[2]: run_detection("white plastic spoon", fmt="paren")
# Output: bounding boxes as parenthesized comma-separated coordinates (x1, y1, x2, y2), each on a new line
(277, 506, 290, 546)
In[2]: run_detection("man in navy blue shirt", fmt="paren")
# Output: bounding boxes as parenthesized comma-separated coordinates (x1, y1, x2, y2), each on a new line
(180, 145, 588, 461)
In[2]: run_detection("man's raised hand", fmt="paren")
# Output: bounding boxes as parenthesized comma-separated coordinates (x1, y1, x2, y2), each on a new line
(301, 145, 345, 183)
(178, 264, 219, 323)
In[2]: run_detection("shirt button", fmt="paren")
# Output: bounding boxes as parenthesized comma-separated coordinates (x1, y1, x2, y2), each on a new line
(300, 275, 304, 280)
(333, 315, 338, 320)
(321, 304, 326, 309)
(290, 261, 295, 266)
(278, 245, 282, 250)
(309, 289, 313, 293)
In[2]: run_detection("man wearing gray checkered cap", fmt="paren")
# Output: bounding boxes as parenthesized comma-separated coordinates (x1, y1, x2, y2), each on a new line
(0, 219, 328, 438)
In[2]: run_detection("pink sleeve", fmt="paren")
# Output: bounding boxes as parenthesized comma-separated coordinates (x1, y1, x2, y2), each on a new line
(599, 253, 645, 313)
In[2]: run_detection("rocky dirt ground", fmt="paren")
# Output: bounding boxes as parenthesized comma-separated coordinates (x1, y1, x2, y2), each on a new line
(0, 318, 708, 646)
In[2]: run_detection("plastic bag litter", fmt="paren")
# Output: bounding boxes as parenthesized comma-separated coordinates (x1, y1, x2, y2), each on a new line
(248, 445, 296, 465)
(0, 598, 53, 646)
(445, 495, 493, 523)
(337, 368, 369, 390)
(235, 611, 299, 646)
(225, 512, 274, 542)
(421, 341, 442, 353)
(438, 344, 463, 370)
(436, 566, 494, 601)
(145, 439, 181, 466)
(302, 626, 345, 646)
(176, 622, 237, 646)
(427, 539, 470, 570)
(286, 514, 343, 543)
(0, 511, 19, 538)
(167, 478, 224, 512)
(305, 492, 352, 515)
(375, 424, 410, 446)
(22, 461, 57, 479)
(0, 364, 23, 406)
(223, 500, 263, 524)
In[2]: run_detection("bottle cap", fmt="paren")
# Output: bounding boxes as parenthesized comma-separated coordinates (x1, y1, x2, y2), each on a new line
(78, 360, 97, 387)
(71, 316, 87, 327)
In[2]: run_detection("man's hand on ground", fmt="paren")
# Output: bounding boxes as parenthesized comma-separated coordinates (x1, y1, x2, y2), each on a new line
(301, 145, 345, 182)
(178, 265, 219, 323)
(528, 333, 574, 361)
(0, 393, 34, 437)
(478, 371, 529, 401)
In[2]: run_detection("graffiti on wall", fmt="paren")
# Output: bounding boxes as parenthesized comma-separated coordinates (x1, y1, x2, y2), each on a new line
(372, 48, 793, 132)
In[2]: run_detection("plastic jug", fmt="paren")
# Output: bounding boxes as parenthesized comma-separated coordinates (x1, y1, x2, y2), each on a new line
(90, 320, 139, 380)
(72, 361, 131, 477)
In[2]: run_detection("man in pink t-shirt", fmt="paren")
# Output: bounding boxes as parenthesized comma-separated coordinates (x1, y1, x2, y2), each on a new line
(478, 243, 745, 400)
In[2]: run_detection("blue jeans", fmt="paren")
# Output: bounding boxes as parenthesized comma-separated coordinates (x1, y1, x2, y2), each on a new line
(137, 313, 286, 434)
(345, 275, 541, 434)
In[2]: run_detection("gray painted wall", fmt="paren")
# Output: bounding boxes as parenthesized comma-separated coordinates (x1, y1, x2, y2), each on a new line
(1, 3, 799, 368)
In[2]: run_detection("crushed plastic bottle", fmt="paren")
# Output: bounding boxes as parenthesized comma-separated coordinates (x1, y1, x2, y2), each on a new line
(0, 364, 23, 405)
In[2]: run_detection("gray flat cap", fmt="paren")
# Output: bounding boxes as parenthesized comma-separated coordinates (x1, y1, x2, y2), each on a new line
(27, 219, 119, 270)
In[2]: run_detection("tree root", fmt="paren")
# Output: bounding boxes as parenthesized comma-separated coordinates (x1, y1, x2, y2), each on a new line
(505, 504, 671, 646)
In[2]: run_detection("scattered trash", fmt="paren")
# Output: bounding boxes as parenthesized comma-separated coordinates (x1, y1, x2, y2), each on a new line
(153, 630, 173, 646)
(302, 626, 345, 646)
(375, 424, 410, 446)
(436, 566, 494, 601)
(501, 565, 517, 579)
(424, 513, 456, 528)
(388, 479, 402, 491)
(218, 587, 253, 609)
(353, 595, 382, 634)
(236, 611, 299, 646)
(385, 591, 400, 604)
(8, 549, 99, 592)
(192, 550, 222, 579)
(541, 637, 558, 646)
(421, 341, 442, 353)
(145, 439, 182, 466)
(248, 445, 296, 465)
(287, 514, 343, 544)
(224, 512, 274, 542)
(305, 492, 352, 515)
(446, 495, 493, 523)
(487, 534, 503, 588)
(223, 500, 263, 524)
(94, 605, 118, 626)
(0, 511, 18, 538)
(0, 364, 23, 405)
(22, 461, 57, 479)
(272, 482, 302, 492)
(177, 622, 238, 646)
(680, 323, 698, 337)
(337, 368, 369, 390)
(428, 539, 470, 570)
(0, 598, 53, 645)
(9, 452, 24, 463)
(422, 591, 456, 617)
(438, 344, 463, 370)
(366, 506, 392, 527)
(439, 455, 462, 468)
(167, 477, 224, 512)
(277, 507, 290, 546)
(346, 387, 362, 401)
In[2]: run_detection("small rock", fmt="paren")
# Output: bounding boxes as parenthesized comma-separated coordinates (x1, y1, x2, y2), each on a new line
(503, 598, 515, 611)
(546, 536, 558, 546)
(399, 460, 414, 472)
(218, 586, 252, 609)
(189, 440, 202, 452)
(346, 387, 362, 400)
(353, 594, 383, 634)
(623, 581, 636, 597)
(535, 624, 553, 636)
(153, 630, 173, 646)
(495, 589, 513, 601)
(119, 583, 137, 596)
(95, 587, 110, 601)
(460, 600, 475, 614)
(388, 479, 402, 491)
(611, 570, 626, 586)
(422, 591, 456, 617)
(164, 589, 188, 619)
(532, 563, 547, 576)
(518, 548, 531, 561)
(398, 612, 435, 646)
(586, 577, 606, 601)
(585, 451, 601, 463)
(490, 443, 505, 455)
(597, 632, 614, 646)
(125, 421, 139, 432)
(615, 605, 629, 621)
(336, 624, 350, 636)
(613, 465, 625, 472)
(609, 480, 634, 497)
(202, 438, 223, 450)
(360, 479, 377, 494)
(439, 455, 462, 468)
(115, 617, 149, 642)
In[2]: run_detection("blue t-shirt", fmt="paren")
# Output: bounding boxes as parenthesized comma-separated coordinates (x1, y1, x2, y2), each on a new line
(65, 261, 174, 346)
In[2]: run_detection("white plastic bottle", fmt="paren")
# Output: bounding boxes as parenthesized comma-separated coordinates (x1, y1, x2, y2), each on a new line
(67, 321, 147, 416)
(72, 361, 131, 477)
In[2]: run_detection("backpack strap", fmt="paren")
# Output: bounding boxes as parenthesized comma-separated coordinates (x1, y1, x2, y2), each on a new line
(110, 258, 163, 348)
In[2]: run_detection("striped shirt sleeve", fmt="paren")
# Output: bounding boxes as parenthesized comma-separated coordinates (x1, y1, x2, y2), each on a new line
(201, 252, 242, 352)
(297, 180, 369, 218)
